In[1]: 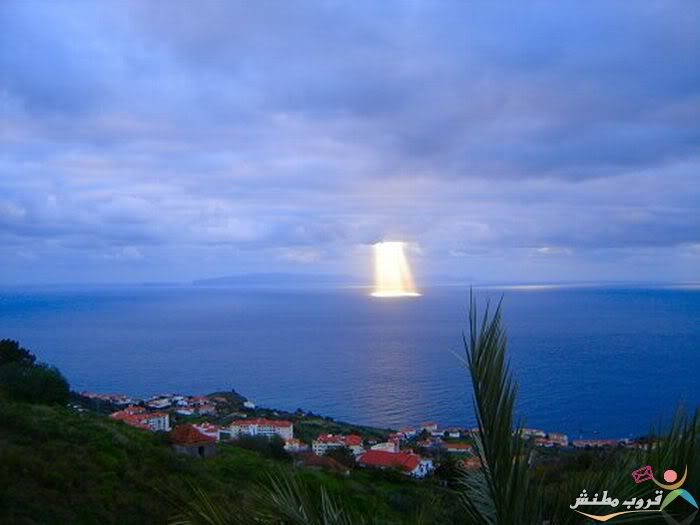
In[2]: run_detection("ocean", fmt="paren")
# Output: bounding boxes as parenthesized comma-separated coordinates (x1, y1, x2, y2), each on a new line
(0, 284, 698, 439)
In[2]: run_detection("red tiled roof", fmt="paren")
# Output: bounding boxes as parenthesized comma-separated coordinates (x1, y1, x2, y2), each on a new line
(358, 450, 421, 473)
(444, 443, 472, 451)
(314, 434, 362, 446)
(145, 412, 168, 419)
(171, 424, 216, 445)
(344, 434, 362, 446)
(111, 412, 150, 430)
(315, 434, 343, 444)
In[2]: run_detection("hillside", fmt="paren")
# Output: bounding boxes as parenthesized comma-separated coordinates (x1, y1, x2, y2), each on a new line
(0, 399, 459, 524)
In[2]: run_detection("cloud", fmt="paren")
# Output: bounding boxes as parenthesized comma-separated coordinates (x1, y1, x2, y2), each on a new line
(0, 0, 698, 283)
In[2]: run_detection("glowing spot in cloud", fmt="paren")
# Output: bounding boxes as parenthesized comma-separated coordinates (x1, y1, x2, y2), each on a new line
(371, 241, 420, 298)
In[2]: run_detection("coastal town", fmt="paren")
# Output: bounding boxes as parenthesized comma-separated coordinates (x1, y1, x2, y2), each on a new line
(78, 389, 644, 479)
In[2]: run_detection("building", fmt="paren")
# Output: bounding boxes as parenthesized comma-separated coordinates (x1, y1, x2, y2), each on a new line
(171, 424, 217, 458)
(284, 438, 308, 453)
(547, 433, 569, 447)
(445, 428, 462, 439)
(312, 434, 364, 456)
(193, 422, 221, 441)
(357, 450, 433, 478)
(572, 439, 620, 449)
(443, 443, 473, 454)
(81, 392, 136, 407)
(371, 441, 399, 453)
(146, 397, 172, 410)
(399, 428, 417, 439)
(110, 406, 170, 432)
(519, 428, 546, 439)
(420, 422, 438, 433)
(196, 404, 217, 416)
(229, 418, 293, 440)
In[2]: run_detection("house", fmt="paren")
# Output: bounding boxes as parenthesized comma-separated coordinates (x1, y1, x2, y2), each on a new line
(443, 443, 473, 454)
(371, 441, 399, 453)
(572, 439, 620, 449)
(193, 422, 221, 441)
(547, 433, 569, 447)
(81, 392, 136, 407)
(143, 412, 171, 432)
(284, 438, 308, 453)
(176, 407, 195, 416)
(196, 404, 217, 416)
(229, 418, 294, 440)
(243, 400, 256, 409)
(519, 428, 546, 439)
(357, 450, 433, 478)
(312, 434, 364, 456)
(110, 406, 170, 432)
(420, 422, 438, 433)
(189, 396, 210, 406)
(171, 424, 217, 458)
(146, 397, 172, 410)
(445, 428, 462, 439)
(534, 437, 555, 448)
(399, 428, 416, 439)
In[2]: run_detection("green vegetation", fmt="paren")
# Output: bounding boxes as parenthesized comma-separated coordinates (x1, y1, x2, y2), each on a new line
(456, 293, 699, 525)
(0, 399, 459, 524)
(0, 339, 69, 405)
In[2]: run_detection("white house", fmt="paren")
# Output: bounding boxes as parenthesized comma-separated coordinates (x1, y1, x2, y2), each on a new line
(283, 438, 308, 452)
(312, 434, 364, 456)
(193, 422, 221, 441)
(143, 412, 171, 432)
(358, 450, 434, 478)
(229, 418, 293, 440)
(111, 406, 170, 432)
(371, 441, 399, 453)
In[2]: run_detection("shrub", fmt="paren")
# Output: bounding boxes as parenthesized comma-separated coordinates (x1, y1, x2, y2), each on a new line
(0, 362, 70, 405)
(0, 339, 36, 367)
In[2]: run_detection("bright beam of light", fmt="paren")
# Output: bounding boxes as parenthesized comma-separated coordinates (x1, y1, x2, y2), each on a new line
(371, 241, 421, 298)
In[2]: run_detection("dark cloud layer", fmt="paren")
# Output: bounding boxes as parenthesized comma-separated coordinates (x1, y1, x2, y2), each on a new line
(1, 0, 699, 284)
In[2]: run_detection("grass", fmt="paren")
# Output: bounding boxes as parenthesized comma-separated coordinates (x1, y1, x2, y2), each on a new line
(0, 399, 456, 524)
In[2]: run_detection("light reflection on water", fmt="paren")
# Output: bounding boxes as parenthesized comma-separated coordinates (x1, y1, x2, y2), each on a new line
(0, 285, 697, 438)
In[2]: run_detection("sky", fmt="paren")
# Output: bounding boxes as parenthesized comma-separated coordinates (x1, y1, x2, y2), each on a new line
(1, 1, 699, 285)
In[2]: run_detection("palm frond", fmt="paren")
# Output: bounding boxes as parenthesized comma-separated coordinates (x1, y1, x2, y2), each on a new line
(257, 470, 365, 525)
(168, 482, 247, 525)
(458, 291, 541, 525)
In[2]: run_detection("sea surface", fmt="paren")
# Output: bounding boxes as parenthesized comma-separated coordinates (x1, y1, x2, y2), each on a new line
(0, 284, 698, 439)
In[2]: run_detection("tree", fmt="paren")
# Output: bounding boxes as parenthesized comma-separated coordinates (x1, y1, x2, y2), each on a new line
(0, 339, 36, 367)
(325, 447, 356, 468)
(0, 362, 69, 405)
(0, 339, 69, 405)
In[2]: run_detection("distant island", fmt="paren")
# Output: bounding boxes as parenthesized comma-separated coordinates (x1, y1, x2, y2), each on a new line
(193, 272, 361, 288)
